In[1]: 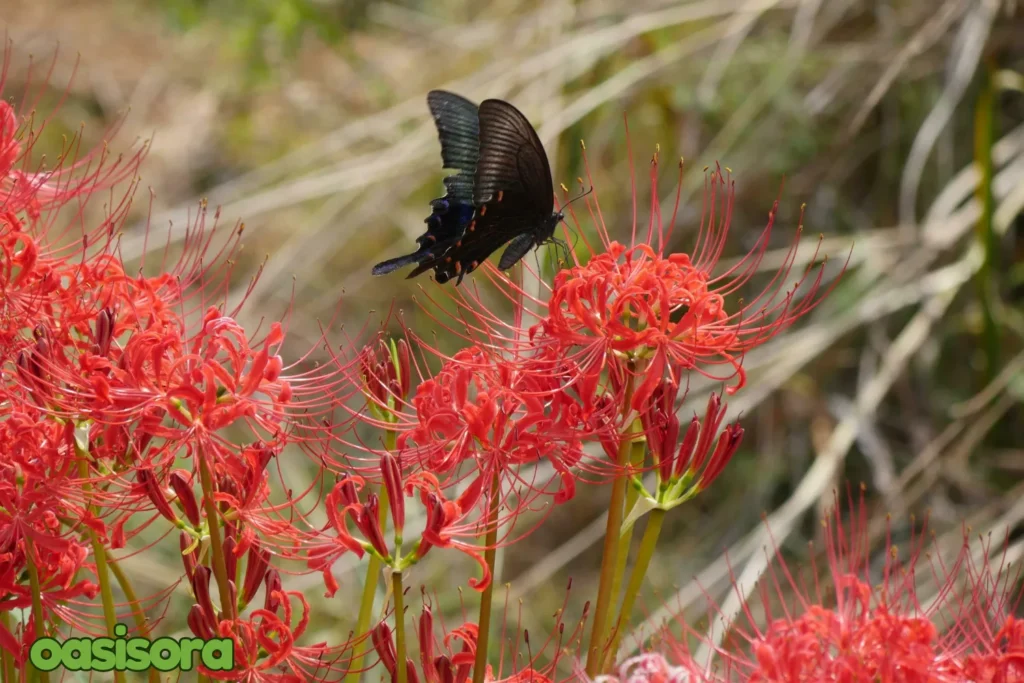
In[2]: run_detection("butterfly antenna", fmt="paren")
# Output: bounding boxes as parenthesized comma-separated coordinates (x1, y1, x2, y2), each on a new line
(560, 185, 594, 212)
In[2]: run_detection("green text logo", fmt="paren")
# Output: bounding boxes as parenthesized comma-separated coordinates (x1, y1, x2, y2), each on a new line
(29, 624, 234, 673)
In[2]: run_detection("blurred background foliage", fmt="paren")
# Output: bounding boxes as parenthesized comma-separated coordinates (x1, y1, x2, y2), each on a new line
(3, 0, 1024, 675)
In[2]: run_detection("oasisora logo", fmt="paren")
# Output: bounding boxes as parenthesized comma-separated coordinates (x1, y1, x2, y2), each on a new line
(29, 624, 234, 673)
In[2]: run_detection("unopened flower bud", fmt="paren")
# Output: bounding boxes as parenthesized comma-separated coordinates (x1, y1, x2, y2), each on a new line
(169, 471, 200, 526)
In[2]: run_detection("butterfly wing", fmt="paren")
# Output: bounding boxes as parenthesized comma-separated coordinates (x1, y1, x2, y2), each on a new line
(473, 99, 553, 213)
(408, 99, 555, 284)
(427, 90, 480, 204)
(372, 91, 480, 276)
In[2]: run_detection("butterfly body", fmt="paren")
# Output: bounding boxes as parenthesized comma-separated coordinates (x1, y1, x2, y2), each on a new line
(373, 92, 562, 285)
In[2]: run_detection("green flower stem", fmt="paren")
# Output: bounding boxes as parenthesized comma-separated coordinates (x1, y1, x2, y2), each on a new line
(346, 431, 395, 683)
(104, 548, 150, 637)
(1, 611, 16, 683)
(974, 56, 1000, 384)
(24, 537, 49, 683)
(197, 448, 236, 622)
(392, 570, 408, 683)
(586, 370, 638, 677)
(607, 433, 647, 632)
(105, 548, 160, 683)
(75, 447, 125, 683)
(603, 509, 666, 672)
(471, 472, 502, 683)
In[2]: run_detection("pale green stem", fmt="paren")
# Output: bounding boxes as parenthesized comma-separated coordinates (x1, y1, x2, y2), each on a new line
(603, 509, 666, 671)
(1, 611, 16, 683)
(471, 472, 502, 683)
(974, 57, 999, 384)
(393, 571, 408, 683)
(608, 435, 647, 630)
(105, 548, 160, 683)
(24, 537, 50, 683)
(75, 449, 125, 683)
(586, 372, 638, 677)
(197, 447, 236, 621)
(346, 430, 395, 683)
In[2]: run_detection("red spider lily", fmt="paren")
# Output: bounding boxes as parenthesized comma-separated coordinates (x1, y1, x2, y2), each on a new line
(414, 606, 477, 683)
(0, 467, 100, 639)
(536, 153, 844, 411)
(306, 456, 493, 594)
(1, 184, 354, 532)
(189, 566, 355, 682)
(316, 337, 603, 569)
(0, 46, 147, 225)
(407, 136, 844, 426)
(29, 306, 295, 466)
(613, 487, 1024, 682)
(1, 46, 369, 682)
(398, 346, 593, 500)
(372, 582, 587, 683)
(303, 331, 419, 478)
(636, 382, 743, 503)
(360, 335, 413, 424)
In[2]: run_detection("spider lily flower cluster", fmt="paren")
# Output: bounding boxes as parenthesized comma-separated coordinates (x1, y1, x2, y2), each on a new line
(0, 49, 357, 681)
(0, 46, 864, 683)
(594, 490, 1024, 682)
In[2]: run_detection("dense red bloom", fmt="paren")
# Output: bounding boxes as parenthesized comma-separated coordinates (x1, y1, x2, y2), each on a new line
(0, 469, 98, 613)
(535, 155, 842, 411)
(306, 460, 493, 594)
(610, 487, 1024, 682)
(397, 346, 589, 496)
(329, 336, 601, 529)
(199, 580, 353, 682)
(0, 46, 362, 679)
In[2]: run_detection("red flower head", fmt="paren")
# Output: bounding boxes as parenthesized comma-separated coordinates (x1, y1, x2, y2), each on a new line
(533, 147, 845, 413)
(305, 457, 494, 594)
(194, 572, 355, 682)
(397, 345, 589, 498)
(0, 46, 147, 224)
(0, 47, 364, 680)
(617, 486, 1024, 681)
(400, 129, 844, 488)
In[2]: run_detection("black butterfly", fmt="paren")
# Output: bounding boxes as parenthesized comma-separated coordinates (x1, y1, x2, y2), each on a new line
(372, 90, 481, 276)
(374, 94, 563, 285)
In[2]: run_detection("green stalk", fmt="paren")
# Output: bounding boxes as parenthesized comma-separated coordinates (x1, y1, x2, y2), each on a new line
(1, 611, 16, 683)
(346, 431, 395, 683)
(105, 548, 160, 683)
(586, 372, 638, 677)
(471, 473, 502, 683)
(607, 433, 647, 630)
(104, 549, 150, 637)
(602, 509, 666, 671)
(974, 57, 1000, 384)
(75, 445, 125, 683)
(392, 571, 407, 683)
(197, 447, 236, 621)
(24, 537, 50, 683)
